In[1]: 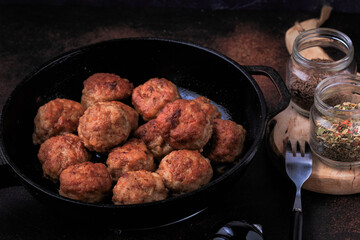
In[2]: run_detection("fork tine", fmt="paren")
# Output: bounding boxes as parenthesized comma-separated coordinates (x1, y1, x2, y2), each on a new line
(296, 141, 301, 157)
(285, 140, 295, 156)
(285, 140, 291, 152)
(300, 141, 306, 157)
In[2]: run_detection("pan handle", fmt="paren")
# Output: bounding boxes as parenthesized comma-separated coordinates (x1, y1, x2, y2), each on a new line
(244, 65, 290, 119)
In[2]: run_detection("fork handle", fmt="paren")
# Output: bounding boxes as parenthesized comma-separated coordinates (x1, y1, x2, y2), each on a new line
(291, 210, 303, 240)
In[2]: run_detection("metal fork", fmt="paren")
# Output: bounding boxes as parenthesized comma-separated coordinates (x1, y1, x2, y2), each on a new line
(285, 140, 312, 240)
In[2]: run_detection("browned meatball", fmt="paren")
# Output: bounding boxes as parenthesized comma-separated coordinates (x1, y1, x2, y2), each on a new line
(59, 162, 112, 203)
(156, 150, 213, 195)
(115, 101, 139, 132)
(106, 138, 156, 181)
(38, 133, 91, 182)
(194, 96, 221, 120)
(33, 98, 85, 145)
(133, 119, 173, 160)
(204, 119, 246, 163)
(132, 78, 181, 121)
(155, 99, 213, 150)
(78, 101, 131, 152)
(81, 73, 133, 109)
(112, 170, 168, 205)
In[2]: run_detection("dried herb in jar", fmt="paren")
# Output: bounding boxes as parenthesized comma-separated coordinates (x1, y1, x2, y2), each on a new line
(315, 102, 360, 162)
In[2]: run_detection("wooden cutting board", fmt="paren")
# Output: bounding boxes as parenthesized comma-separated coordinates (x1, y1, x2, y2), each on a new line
(268, 104, 360, 195)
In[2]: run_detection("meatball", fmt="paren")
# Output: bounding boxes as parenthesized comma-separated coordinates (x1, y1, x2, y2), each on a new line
(204, 119, 246, 163)
(106, 138, 156, 181)
(116, 101, 139, 132)
(81, 73, 133, 109)
(132, 77, 181, 121)
(78, 101, 131, 153)
(133, 119, 173, 160)
(112, 170, 168, 205)
(156, 150, 213, 194)
(155, 99, 213, 150)
(59, 162, 112, 203)
(32, 98, 84, 145)
(194, 96, 221, 120)
(38, 133, 91, 182)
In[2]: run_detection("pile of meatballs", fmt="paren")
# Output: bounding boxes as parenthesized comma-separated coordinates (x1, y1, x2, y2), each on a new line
(33, 73, 246, 205)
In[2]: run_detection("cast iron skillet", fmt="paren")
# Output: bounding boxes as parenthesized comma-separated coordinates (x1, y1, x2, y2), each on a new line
(0, 38, 290, 229)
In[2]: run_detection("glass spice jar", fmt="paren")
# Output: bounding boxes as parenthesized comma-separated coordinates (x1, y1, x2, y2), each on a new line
(287, 28, 357, 117)
(310, 74, 360, 169)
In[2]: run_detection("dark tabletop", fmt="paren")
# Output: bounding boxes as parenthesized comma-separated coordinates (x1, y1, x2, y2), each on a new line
(1, 5, 360, 240)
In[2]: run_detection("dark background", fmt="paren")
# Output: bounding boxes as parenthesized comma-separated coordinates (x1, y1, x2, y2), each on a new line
(1, 1, 360, 240)
(0, 0, 359, 13)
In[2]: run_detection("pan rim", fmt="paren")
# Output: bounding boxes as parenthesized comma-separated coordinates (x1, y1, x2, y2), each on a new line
(0, 37, 267, 209)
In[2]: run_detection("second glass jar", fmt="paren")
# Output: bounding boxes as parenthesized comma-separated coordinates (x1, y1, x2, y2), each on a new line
(310, 74, 360, 169)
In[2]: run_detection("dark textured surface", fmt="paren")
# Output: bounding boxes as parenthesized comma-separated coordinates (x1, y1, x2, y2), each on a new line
(1, 0, 360, 13)
(1, 6, 360, 240)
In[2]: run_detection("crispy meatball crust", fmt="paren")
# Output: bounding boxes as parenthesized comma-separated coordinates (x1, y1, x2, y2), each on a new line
(112, 170, 168, 205)
(204, 119, 246, 163)
(156, 150, 213, 194)
(81, 73, 134, 109)
(194, 96, 222, 120)
(77, 101, 131, 153)
(59, 162, 113, 203)
(38, 133, 91, 182)
(106, 138, 156, 181)
(133, 119, 173, 160)
(132, 78, 181, 121)
(33, 98, 85, 145)
(115, 101, 139, 132)
(155, 99, 213, 150)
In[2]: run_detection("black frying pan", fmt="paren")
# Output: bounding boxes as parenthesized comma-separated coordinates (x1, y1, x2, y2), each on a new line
(0, 38, 290, 229)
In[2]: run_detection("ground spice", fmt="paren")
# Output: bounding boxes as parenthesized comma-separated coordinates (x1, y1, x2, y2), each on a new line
(314, 102, 360, 162)
(288, 58, 333, 111)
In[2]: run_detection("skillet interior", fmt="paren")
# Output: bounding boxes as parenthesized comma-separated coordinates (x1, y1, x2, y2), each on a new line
(0, 38, 266, 227)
